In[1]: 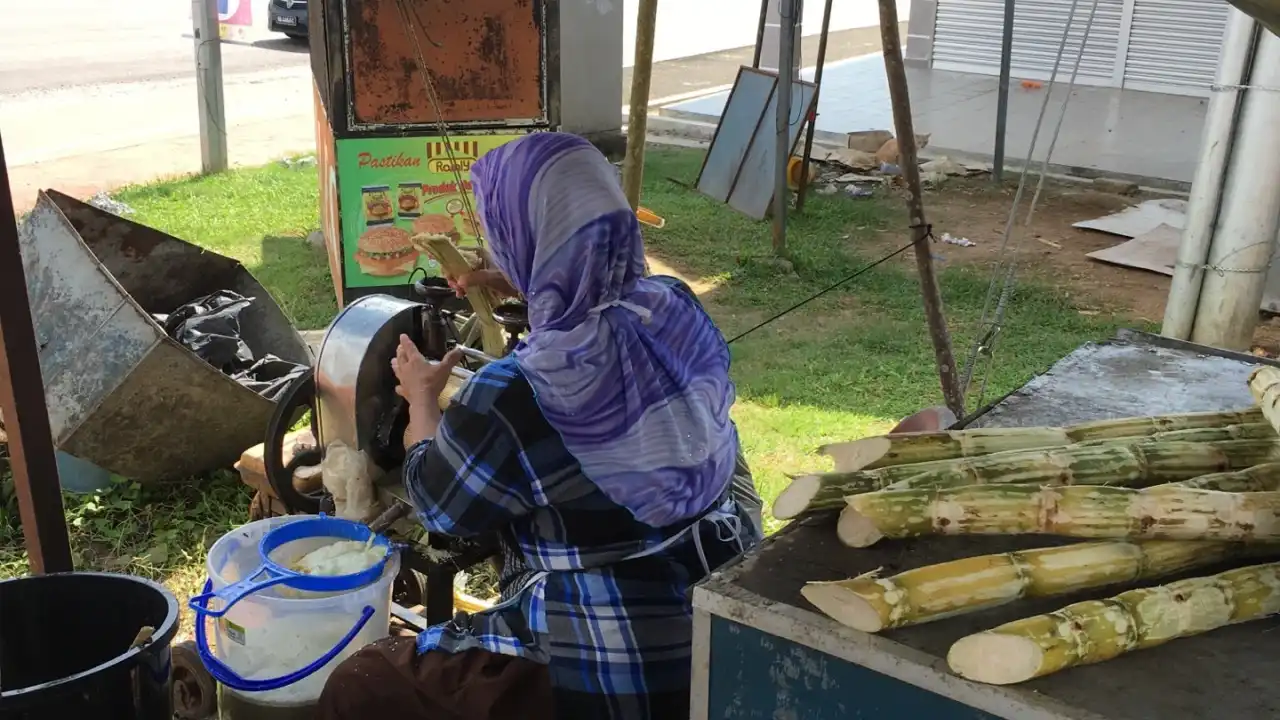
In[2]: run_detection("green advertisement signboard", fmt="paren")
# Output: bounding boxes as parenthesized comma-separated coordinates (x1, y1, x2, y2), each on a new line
(335, 134, 524, 288)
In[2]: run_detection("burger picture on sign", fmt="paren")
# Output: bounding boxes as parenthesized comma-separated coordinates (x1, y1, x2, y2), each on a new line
(355, 226, 419, 277)
(412, 214, 461, 245)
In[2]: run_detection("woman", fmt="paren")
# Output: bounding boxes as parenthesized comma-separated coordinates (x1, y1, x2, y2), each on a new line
(318, 132, 762, 720)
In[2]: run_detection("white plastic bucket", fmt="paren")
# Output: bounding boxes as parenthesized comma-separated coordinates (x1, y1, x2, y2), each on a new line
(194, 516, 398, 708)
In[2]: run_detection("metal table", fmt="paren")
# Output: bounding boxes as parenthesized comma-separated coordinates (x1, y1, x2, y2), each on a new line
(690, 330, 1280, 720)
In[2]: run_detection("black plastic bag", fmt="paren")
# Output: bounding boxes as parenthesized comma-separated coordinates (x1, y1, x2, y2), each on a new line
(156, 290, 256, 373)
(232, 355, 309, 402)
(155, 291, 308, 399)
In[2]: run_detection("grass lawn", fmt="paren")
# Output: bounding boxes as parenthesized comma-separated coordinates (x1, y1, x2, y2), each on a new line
(0, 146, 1124, 627)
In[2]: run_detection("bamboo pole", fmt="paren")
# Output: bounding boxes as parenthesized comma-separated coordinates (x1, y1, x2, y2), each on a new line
(948, 561, 1280, 685)
(622, 0, 659, 211)
(876, 0, 965, 419)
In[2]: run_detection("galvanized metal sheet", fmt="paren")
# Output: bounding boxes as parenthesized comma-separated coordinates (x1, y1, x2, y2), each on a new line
(18, 197, 157, 443)
(19, 192, 310, 482)
(696, 68, 779, 203)
(727, 77, 818, 220)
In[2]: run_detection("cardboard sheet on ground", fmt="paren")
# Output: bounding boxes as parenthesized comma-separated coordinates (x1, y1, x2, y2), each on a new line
(1086, 223, 1181, 276)
(1077, 200, 1280, 316)
(1073, 198, 1187, 238)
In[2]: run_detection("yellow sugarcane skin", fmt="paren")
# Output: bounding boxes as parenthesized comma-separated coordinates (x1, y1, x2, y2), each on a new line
(961, 562, 1280, 680)
(825, 540, 1240, 631)
(1067, 408, 1264, 441)
(1175, 462, 1280, 492)
(1250, 367, 1280, 436)
(890, 556, 1026, 623)
(850, 482, 1280, 542)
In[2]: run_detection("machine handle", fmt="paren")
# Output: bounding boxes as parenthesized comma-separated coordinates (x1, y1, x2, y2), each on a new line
(192, 578, 376, 693)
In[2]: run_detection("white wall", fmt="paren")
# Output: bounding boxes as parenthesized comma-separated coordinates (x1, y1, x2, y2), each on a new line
(622, 0, 912, 66)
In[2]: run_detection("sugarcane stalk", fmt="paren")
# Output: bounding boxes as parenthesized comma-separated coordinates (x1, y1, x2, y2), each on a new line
(1250, 366, 1280, 436)
(773, 439, 1280, 520)
(819, 408, 1265, 473)
(412, 233, 507, 355)
(884, 438, 1279, 493)
(947, 561, 1280, 685)
(1173, 462, 1280, 492)
(802, 539, 1261, 633)
(836, 481, 1280, 548)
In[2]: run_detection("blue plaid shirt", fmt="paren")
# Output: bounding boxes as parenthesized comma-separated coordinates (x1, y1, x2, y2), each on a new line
(403, 355, 761, 719)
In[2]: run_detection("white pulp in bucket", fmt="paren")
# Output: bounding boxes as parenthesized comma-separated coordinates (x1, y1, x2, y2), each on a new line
(205, 517, 397, 706)
(292, 539, 387, 577)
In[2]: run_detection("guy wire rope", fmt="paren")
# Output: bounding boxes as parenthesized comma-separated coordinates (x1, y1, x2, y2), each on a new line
(959, 0, 1103, 405)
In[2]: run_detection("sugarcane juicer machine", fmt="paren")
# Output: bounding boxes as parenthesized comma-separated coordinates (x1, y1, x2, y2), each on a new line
(260, 277, 530, 624)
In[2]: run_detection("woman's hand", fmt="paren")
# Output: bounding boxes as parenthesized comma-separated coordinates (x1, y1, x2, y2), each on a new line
(446, 269, 519, 299)
(391, 335, 463, 407)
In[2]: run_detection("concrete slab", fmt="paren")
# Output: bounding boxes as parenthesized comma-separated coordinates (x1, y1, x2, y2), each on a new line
(663, 57, 1209, 187)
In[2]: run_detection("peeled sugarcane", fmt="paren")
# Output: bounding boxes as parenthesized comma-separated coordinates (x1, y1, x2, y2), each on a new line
(836, 480, 1280, 548)
(1173, 462, 1280, 492)
(818, 408, 1265, 473)
(947, 561, 1280, 685)
(411, 233, 507, 355)
(802, 539, 1258, 633)
(773, 438, 1280, 520)
(1250, 366, 1280, 435)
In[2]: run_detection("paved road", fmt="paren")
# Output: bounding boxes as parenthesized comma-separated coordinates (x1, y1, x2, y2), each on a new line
(0, 0, 308, 95)
(1, 0, 317, 209)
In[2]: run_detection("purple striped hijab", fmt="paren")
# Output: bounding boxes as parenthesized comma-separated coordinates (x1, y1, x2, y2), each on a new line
(470, 132, 738, 528)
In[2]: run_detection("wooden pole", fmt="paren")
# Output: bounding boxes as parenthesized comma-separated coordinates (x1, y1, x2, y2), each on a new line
(795, 0, 835, 212)
(772, 0, 797, 255)
(0, 130, 73, 574)
(876, 0, 966, 418)
(192, 0, 228, 173)
(622, 0, 659, 211)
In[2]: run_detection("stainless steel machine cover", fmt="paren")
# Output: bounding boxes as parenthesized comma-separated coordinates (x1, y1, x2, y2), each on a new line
(314, 294, 420, 469)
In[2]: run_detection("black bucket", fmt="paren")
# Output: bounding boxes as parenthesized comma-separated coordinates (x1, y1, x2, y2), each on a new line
(0, 572, 179, 719)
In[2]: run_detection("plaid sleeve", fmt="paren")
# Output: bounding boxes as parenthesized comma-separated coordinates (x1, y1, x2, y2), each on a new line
(402, 368, 540, 537)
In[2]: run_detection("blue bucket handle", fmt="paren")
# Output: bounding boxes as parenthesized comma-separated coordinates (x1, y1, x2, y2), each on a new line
(192, 578, 376, 693)
(187, 566, 293, 619)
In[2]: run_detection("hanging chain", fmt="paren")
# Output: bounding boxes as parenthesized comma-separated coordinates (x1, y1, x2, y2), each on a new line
(392, 0, 484, 248)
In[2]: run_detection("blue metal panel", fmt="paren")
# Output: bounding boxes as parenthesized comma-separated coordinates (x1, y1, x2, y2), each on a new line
(696, 68, 778, 203)
(708, 616, 1000, 719)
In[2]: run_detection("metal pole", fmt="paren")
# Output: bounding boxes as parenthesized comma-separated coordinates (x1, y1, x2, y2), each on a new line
(622, 0, 660, 211)
(192, 0, 228, 173)
(876, 0, 966, 418)
(773, 0, 797, 254)
(0, 130, 73, 574)
(993, 0, 1015, 182)
(795, 0, 834, 212)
